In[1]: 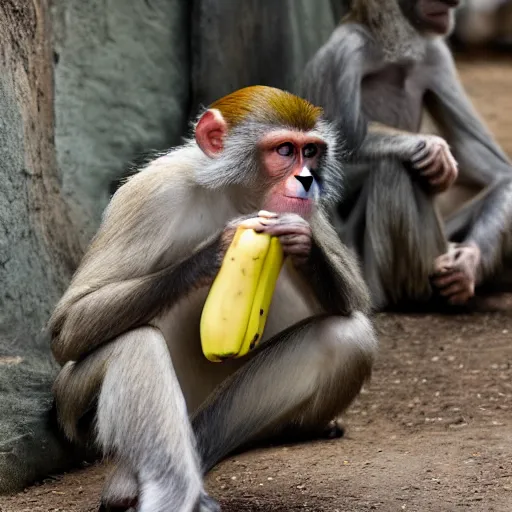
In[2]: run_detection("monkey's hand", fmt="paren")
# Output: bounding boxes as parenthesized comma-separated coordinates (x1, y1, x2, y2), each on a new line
(431, 242, 482, 305)
(409, 135, 458, 194)
(239, 210, 312, 266)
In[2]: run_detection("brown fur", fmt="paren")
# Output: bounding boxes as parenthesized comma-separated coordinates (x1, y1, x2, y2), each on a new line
(209, 85, 323, 131)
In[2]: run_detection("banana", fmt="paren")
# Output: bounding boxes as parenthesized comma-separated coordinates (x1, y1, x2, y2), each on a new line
(200, 226, 284, 362)
(237, 235, 284, 356)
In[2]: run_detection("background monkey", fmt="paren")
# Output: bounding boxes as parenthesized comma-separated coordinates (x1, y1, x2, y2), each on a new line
(300, 0, 512, 310)
(48, 86, 377, 512)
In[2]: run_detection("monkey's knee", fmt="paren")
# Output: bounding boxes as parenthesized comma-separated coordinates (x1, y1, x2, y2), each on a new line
(294, 312, 377, 423)
(316, 311, 377, 379)
(95, 326, 181, 452)
(315, 312, 377, 413)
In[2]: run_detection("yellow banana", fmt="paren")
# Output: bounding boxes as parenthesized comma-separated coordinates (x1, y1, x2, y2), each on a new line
(200, 226, 284, 362)
(200, 226, 270, 361)
(237, 235, 284, 356)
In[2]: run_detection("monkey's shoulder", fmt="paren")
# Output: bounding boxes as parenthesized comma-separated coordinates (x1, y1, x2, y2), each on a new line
(312, 22, 371, 64)
(331, 22, 372, 46)
(423, 37, 455, 69)
(104, 147, 207, 220)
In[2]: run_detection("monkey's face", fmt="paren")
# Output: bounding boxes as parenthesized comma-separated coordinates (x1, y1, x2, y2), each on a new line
(399, 0, 460, 35)
(257, 129, 325, 219)
(194, 89, 339, 212)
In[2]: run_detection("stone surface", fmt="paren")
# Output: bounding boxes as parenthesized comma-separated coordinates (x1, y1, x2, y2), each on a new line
(190, 0, 338, 113)
(51, 0, 190, 241)
(0, 0, 86, 493)
(0, 333, 88, 494)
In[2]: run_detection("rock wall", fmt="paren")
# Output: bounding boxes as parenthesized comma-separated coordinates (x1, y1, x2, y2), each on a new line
(0, 0, 86, 493)
(190, 0, 338, 112)
(51, 0, 191, 240)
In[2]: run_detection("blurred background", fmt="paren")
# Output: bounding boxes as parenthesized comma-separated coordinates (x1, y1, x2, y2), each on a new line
(452, 0, 512, 50)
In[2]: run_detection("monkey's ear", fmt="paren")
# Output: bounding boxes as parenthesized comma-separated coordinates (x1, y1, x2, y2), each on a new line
(195, 109, 228, 157)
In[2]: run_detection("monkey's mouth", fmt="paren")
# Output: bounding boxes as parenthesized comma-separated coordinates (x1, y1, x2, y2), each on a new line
(425, 6, 450, 17)
(427, 10, 449, 17)
(424, 3, 453, 32)
(424, 0, 458, 17)
(284, 195, 311, 202)
(281, 196, 313, 216)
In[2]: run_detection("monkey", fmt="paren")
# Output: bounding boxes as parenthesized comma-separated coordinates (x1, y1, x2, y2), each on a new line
(300, 0, 512, 311)
(48, 86, 378, 512)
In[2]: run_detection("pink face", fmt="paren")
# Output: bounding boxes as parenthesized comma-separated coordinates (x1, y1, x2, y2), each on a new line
(195, 110, 325, 219)
(258, 129, 325, 219)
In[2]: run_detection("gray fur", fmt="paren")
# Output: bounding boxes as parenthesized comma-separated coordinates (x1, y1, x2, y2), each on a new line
(358, 0, 428, 62)
(101, 464, 138, 507)
(50, 110, 376, 510)
(300, 0, 512, 309)
(96, 328, 202, 512)
(425, 40, 512, 282)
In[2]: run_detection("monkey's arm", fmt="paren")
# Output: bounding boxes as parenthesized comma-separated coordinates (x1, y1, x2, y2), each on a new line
(425, 40, 512, 279)
(303, 210, 372, 315)
(426, 41, 512, 185)
(358, 122, 426, 160)
(49, 231, 230, 366)
(49, 161, 245, 366)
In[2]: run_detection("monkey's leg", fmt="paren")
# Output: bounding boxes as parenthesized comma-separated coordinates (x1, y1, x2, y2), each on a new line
(445, 180, 512, 295)
(94, 326, 215, 512)
(192, 312, 377, 474)
(359, 159, 447, 309)
(99, 463, 138, 511)
(100, 465, 219, 512)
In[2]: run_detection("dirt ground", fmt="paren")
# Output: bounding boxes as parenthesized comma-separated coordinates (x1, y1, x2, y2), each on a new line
(1, 57, 512, 512)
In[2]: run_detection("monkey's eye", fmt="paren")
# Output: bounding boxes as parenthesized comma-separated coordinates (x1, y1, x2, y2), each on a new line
(276, 143, 294, 157)
(303, 144, 318, 158)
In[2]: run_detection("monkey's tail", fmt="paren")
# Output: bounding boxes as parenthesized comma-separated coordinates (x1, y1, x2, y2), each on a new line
(365, 158, 447, 306)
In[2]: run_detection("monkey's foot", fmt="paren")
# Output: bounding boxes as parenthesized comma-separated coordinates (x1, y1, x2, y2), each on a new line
(321, 417, 345, 439)
(98, 498, 137, 512)
(265, 417, 346, 446)
(99, 493, 219, 512)
(196, 492, 221, 512)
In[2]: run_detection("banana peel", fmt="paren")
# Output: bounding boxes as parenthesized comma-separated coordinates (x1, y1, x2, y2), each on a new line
(200, 226, 284, 362)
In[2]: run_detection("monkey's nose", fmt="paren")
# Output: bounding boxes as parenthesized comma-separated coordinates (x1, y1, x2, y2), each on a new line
(295, 175, 314, 192)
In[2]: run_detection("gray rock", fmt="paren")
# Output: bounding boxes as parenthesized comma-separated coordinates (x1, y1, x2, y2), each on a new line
(190, 0, 338, 112)
(0, 333, 90, 494)
(0, 0, 86, 493)
(51, 0, 191, 241)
